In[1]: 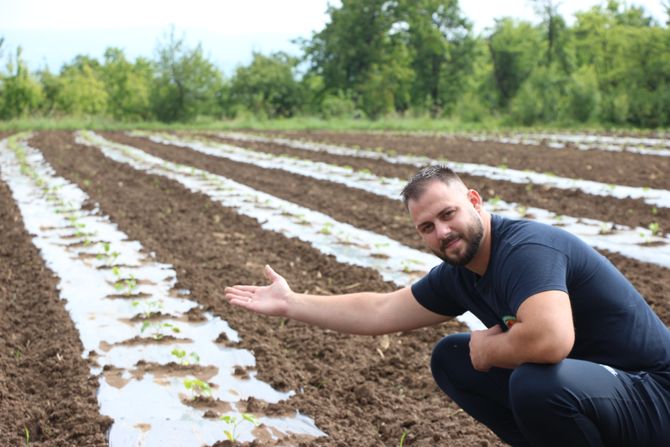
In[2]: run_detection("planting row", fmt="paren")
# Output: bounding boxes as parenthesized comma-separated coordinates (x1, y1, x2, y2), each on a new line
(259, 130, 670, 191)
(466, 132, 670, 155)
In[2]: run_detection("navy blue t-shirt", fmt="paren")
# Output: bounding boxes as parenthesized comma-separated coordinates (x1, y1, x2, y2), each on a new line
(411, 214, 670, 374)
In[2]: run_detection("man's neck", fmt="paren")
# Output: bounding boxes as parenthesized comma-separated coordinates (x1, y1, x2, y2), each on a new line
(465, 212, 492, 277)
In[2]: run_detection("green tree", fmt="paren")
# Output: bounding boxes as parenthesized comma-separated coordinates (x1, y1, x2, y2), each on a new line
(572, 3, 670, 126)
(454, 37, 499, 122)
(151, 26, 224, 122)
(101, 48, 153, 121)
(0, 46, 44, 119)
(401, 0, 475, 116)
(531, 0, 573, 72)
(229, 52, 303, 118)
(302, 0, 414, 117)
(55, 58, 108, 115)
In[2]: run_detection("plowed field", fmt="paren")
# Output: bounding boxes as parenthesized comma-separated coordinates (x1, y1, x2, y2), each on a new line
(1, 130, 668, 446)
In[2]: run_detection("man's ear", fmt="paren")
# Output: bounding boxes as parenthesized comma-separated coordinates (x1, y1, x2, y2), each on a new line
(468, 189, 483, 210)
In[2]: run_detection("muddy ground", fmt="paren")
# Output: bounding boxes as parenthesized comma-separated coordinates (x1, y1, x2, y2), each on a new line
(1, 130, 668, 446)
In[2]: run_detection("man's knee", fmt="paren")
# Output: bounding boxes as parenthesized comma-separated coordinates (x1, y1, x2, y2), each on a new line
(431, 333, 469, 372)
(430, 333, 472, 391)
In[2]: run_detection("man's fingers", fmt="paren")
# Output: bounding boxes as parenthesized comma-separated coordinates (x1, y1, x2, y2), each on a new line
(224, 287, 254, 301)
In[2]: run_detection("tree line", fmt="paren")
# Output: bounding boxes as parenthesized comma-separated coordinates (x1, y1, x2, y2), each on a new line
(1, 0, 669, 127)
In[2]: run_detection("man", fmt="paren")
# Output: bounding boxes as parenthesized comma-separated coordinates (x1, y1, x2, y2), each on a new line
(225, 165, 670, 446)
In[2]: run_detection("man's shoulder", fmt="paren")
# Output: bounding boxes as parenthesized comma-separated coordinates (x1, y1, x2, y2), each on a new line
(493, 214, 576, 249)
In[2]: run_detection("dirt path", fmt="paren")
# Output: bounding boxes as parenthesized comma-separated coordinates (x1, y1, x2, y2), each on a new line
(0, 162, 112, 445)
(200, 133, 670, 235)
(30, 131, 502, 446)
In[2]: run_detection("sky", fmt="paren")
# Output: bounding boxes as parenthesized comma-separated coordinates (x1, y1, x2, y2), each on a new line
(0, 0, 667, 74)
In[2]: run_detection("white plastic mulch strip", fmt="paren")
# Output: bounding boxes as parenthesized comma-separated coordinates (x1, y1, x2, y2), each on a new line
(215, 132, 670, 209)
(466, 133, 670, 156)
(78, 131, 485, 331)
(138, 132, 670, 270)
(0, 135, 325, 446)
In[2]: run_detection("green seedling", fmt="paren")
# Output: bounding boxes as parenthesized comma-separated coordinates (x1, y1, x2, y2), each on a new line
(489, 195, 501, 207)
(319, 222, 334, 235)
(399, 429, 408, 447)
(651, 207, 658, 216)
(114, 274, 138, 296)
(400, 259, 421, 274)
(220, 413, 260, 442)
(141, 321, 181, 340)
(183, 377, 212, 399)
(132, 299, 163, 319)
(96, 242, 121, 266)
(648, 222, 661, 236)
(24, 427, 30, 447)
(171, 348, 200, 366)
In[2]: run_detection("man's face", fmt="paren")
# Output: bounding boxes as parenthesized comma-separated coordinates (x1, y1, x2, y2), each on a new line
(408, 180, 484, 266)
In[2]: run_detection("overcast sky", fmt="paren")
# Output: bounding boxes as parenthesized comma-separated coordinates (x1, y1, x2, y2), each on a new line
(0, 0, 666, 74)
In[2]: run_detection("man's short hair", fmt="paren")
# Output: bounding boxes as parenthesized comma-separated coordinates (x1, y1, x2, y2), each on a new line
(401, 165, 465, 208)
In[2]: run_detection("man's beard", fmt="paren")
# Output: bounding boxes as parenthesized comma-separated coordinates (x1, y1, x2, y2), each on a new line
(433, 211, 484, 266)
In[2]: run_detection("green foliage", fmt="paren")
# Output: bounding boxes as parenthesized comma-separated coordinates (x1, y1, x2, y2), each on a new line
(402, 0, 475, 116)
(1, 1, 669, 128)
(230, 52, 303, 118)
(509, 65, 568, 125)
(183, 377, 212, 398)
(319, 90, 357, 119)
(488, 19, 544, 108)
(101, 48, 153, 120)
(0, 47, 44, 119)
(56, 61, 108, 115)
(151, 26, 224, 122)
(220, 413, 260, 442)
(566, 65, 600, 122)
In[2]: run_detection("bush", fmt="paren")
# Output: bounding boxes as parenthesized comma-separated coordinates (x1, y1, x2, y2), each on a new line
(509, 66, 567, 125)
(567, 65, 600, 123)
(320, 91, 356, 119)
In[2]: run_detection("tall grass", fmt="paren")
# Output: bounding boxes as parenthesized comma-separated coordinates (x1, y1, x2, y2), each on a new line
(1, 115, 667, 135)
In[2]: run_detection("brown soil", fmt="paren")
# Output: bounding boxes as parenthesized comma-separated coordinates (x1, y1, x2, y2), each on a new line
(1, 129, 668, 446)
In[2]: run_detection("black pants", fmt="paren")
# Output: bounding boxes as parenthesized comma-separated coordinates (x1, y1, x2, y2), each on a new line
(431, 333, 670, 446)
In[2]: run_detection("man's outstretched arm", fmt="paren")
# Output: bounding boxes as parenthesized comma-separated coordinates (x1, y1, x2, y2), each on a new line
(224, 265, 451, 336)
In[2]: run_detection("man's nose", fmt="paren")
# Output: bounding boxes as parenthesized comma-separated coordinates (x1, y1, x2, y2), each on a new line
(435, 221, 451, 239)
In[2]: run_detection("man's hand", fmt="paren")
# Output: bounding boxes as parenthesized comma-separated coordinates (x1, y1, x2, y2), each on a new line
(224, 265, 291, 317)
(469, 324, 503, 372)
